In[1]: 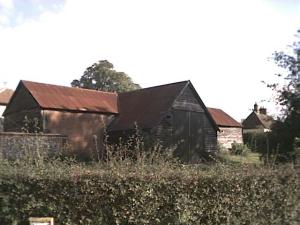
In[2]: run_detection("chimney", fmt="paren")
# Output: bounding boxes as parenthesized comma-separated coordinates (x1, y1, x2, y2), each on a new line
(253, 103, 258, 113)
(259, 107, 267, 115)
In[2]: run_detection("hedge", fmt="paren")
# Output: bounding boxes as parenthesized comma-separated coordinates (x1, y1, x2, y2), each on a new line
(0, 161, 299, 225)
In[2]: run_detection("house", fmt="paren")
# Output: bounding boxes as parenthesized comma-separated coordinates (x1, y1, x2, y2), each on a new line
(3, 80, 118, 158)
(4, 80, 218, 162)
(108, 81, 219, 162)
(242, 103, 274, 133)
(208, 108, 243, 149)
(0, 88, 14, 131)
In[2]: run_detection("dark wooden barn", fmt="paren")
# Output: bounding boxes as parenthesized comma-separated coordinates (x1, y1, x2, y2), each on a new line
(3, 80, 118, 157)
(108, 81, 218, 162)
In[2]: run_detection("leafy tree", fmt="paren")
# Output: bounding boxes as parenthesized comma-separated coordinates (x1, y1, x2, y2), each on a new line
(268, 29, 300, 162)
(71, 60, 140, 92)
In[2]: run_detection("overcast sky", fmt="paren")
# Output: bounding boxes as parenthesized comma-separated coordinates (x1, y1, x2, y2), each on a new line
(0, 0, 299, 121)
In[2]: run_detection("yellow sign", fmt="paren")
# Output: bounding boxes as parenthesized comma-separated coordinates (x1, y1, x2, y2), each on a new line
(29, 217, 54, 225)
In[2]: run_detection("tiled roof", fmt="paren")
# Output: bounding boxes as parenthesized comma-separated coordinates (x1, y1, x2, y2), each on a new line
(208, 108, 241, 128)
(21, 80, 118, 114)
(109, 81, 189, 131)
(0, 88, 14, 105)
(255, 112, 274, 129)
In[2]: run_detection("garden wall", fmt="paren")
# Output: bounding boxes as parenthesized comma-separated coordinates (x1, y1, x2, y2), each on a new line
(0, 132, 68, 159)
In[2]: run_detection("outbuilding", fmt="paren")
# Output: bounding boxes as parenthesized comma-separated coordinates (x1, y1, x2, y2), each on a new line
(4, 80, 218, 162)
(3, 80, 118, 158)
(208, 108, 243, 149)
(108, 81, 218, 162)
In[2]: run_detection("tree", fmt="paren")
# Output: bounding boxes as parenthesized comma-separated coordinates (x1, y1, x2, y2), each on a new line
(268, 29, 300, 162)
(71, 60, 140, 93)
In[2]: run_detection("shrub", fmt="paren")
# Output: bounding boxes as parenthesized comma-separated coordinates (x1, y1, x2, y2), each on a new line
(0, 159, 299, 225)
(230, 142, 250, 156)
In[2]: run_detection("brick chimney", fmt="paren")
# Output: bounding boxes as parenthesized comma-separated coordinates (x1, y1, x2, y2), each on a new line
(253, 103, 258, 113)
(259, 107, 267, 115)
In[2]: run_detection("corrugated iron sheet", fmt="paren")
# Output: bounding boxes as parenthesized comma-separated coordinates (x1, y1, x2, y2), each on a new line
(0, 88, 14, 105)
(22, 80, 118, 114)
(109, 81, 189, 131)
(208, 108, 241, 128)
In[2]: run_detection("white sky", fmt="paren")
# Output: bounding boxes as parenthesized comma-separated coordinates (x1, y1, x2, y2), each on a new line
(0, 0, 299, 121)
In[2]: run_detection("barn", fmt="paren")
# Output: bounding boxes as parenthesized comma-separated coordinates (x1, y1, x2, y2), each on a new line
(0, 88, 14, 131)
(208, 108, 243, 149)
(3, 80, 118, 158)
(4, 80, 218, 162)
(108, 81, 219, 162)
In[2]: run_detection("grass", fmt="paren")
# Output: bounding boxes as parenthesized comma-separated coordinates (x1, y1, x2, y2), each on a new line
(217, 151, 262, 165)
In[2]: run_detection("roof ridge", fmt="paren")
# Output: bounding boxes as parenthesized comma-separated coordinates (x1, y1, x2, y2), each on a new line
(21, 80, 118, 96)
(120, 80, 190, 95)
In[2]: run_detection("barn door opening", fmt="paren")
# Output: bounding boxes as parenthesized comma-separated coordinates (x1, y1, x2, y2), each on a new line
(173, 110, 204, 162)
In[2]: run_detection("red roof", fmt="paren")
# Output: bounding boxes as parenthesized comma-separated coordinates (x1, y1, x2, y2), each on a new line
(21, 80, 118, 114)
(109, 81, 189, 131)
(109, 81, 219, 132)
(0, 88, 14, 105)
(208, 108, 241, 128)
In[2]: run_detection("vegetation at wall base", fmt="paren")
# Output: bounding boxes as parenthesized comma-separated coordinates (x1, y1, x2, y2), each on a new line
(0, 156, 299, 225)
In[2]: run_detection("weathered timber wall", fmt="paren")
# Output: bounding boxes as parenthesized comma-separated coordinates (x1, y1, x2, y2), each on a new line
(151, 113, 173, 148)
(203, 115, 217, 153)
(4, 84, 42, 132)
(4, 108, 42, 132)
(0, 132, 68, 160)
(172, 86, 204, 112)
(169, 85, 217, 162)
(218, 127, 243, 149)
(4, 84, 38, 115)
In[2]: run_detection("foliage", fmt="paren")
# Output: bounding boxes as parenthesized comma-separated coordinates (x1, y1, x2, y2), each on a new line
(216, 143, 260, 165)
(230, 142, 250, 156)
(268, 29, 300, 162)
(243, 132, 269, 153)
(71, 60, 140, 93)
(21, 116, 41, 133)
(0, 158, 298, 225)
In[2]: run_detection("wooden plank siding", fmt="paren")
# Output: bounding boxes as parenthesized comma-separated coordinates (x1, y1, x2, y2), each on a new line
(4, 84, 43, 132)
(152, 85, 217, 162)
(172, 85, 204, 113)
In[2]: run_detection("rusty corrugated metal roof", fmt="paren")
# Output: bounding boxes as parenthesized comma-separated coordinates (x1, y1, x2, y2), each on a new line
(109, 81, 189, 131)
(208, 108, 241, 128)
(21, 80, 118, 114)
(0, 88, 14, 105)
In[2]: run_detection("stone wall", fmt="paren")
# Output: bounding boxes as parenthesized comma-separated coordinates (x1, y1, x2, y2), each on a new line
(218, 127, 243, 149)
(0, 132, 68, 160)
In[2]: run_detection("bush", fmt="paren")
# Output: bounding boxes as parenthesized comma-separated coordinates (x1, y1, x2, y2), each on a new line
(0, 159, 299, 225)
(243, 132, 269, 153)
(231, 142, 250, 156)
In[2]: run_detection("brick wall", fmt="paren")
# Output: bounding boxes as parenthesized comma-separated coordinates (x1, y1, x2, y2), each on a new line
(218, 127, 243, 149)
(0, 132, 68, 160)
